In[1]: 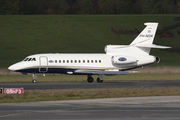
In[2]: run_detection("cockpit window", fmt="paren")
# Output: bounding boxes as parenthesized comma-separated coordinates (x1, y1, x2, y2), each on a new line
(28, 58, 32, 61)
(32, 58, 36, 61)
(24, 58, 36, 61)
(24, 58, 29, 61)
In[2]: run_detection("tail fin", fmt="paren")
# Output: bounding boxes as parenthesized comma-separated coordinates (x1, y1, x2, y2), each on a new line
(105, 23, 170, 55)
(130, 23, 170, 54)
(130, 23, 158, 46)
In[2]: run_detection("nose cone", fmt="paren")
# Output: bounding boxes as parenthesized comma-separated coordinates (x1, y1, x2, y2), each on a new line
(8, 62, 25, 71)
(8, 64, 18, 71)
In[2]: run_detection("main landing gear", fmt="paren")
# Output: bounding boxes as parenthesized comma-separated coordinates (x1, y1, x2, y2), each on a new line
(87, 75, 103, 83)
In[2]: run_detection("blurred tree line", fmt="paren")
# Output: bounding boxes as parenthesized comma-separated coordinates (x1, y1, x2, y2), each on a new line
(0, 0, 180, 15)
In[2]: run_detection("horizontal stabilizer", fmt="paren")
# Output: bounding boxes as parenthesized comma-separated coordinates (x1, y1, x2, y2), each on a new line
(136, 44, 171, 49)
(75, 70, 129, 75)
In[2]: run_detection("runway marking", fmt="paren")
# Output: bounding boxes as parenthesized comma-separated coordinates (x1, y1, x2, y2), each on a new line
(0, 110, 34, 118)
(0, 109, 180, 119)
(0, 112, 23, 118)
(0, 110, 64, 118)
(0, 107, 180, 118)
(68, 109, 180, 112)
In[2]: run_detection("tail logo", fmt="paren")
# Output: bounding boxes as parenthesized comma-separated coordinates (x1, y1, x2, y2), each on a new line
(139, 34, 153, 37)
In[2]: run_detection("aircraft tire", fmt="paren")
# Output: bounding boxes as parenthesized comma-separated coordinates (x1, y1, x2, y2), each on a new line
(87, 77, 94, 83)
(32, 79, 37, 83)
(97, 77, 103, 83)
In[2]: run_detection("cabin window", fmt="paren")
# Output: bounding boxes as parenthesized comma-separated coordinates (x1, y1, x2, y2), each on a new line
(87, 60, 89, 63)
(59, 60, 61, 63)
(71, 60, 73, 63)
(99, 60, 101, 63)
(83, 60, 85, 63)
(67, 60, 69, 63)
(55, 60, 57, 63)
(79, 60, 81, 63)
(63, 60, 65, 63)
(75, 60, 77, 63)
(95, 60, 97, 63)
(91, 60, 93, 63)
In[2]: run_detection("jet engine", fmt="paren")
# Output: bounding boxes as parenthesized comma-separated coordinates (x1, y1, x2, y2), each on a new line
(155, 56, 160, 63)
(111, 55, 137, 65)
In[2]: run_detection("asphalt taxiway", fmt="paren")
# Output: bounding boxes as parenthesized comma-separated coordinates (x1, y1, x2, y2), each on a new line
(1, 96, 180, 120)
(1, 80, 180, 90)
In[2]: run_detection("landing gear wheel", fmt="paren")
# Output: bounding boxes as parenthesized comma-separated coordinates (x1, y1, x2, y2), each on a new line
(97, 77, 103, 83)
(32, 79, 37, 83)
(87, 77, 94, 83)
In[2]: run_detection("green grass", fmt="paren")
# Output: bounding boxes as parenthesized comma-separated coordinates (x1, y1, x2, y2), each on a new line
(1, 15, 180, 68)
(1, 73, 180, 82)
(1, 87, 180, 103)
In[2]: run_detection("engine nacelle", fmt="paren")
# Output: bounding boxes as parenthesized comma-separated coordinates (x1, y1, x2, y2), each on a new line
(155, 56, 160, 63)
(112, 55, 137, 64)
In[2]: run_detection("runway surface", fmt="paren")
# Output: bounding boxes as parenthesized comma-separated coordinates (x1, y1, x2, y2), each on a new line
(1, 80, 180, 90)
(1, 96, 180, 120)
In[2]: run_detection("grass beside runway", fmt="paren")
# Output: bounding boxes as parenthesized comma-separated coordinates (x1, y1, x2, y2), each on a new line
(0, 73, 180, 82)
(0, 86, 180, 103)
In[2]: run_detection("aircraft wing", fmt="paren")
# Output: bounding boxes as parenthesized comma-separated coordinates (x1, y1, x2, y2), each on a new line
(74, 70, 129, 75)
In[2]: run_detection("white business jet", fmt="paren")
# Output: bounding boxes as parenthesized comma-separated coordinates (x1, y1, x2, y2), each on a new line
(8, 23, 170, 83)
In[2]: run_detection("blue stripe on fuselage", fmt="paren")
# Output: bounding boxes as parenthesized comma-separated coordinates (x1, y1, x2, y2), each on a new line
(15, 68, 93, 75)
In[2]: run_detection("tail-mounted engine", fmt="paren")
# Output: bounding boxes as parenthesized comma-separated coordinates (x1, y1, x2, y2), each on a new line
(111, 55, 137, 65)
(155, 56, 160, 63)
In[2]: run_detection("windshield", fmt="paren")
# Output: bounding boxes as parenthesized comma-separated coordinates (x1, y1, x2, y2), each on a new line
(23, 58, 36, 61)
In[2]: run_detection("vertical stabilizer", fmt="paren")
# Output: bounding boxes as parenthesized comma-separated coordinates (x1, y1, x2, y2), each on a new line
(105, 22, 170, 55)
(130, 23, 158, 54)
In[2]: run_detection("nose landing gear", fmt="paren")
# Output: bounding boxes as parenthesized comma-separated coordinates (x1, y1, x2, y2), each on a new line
(32, 79, 37, 83)
(32, 73, 37, 83)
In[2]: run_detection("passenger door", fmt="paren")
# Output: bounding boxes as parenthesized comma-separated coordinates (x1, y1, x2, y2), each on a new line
(39, 56, 48, 72)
